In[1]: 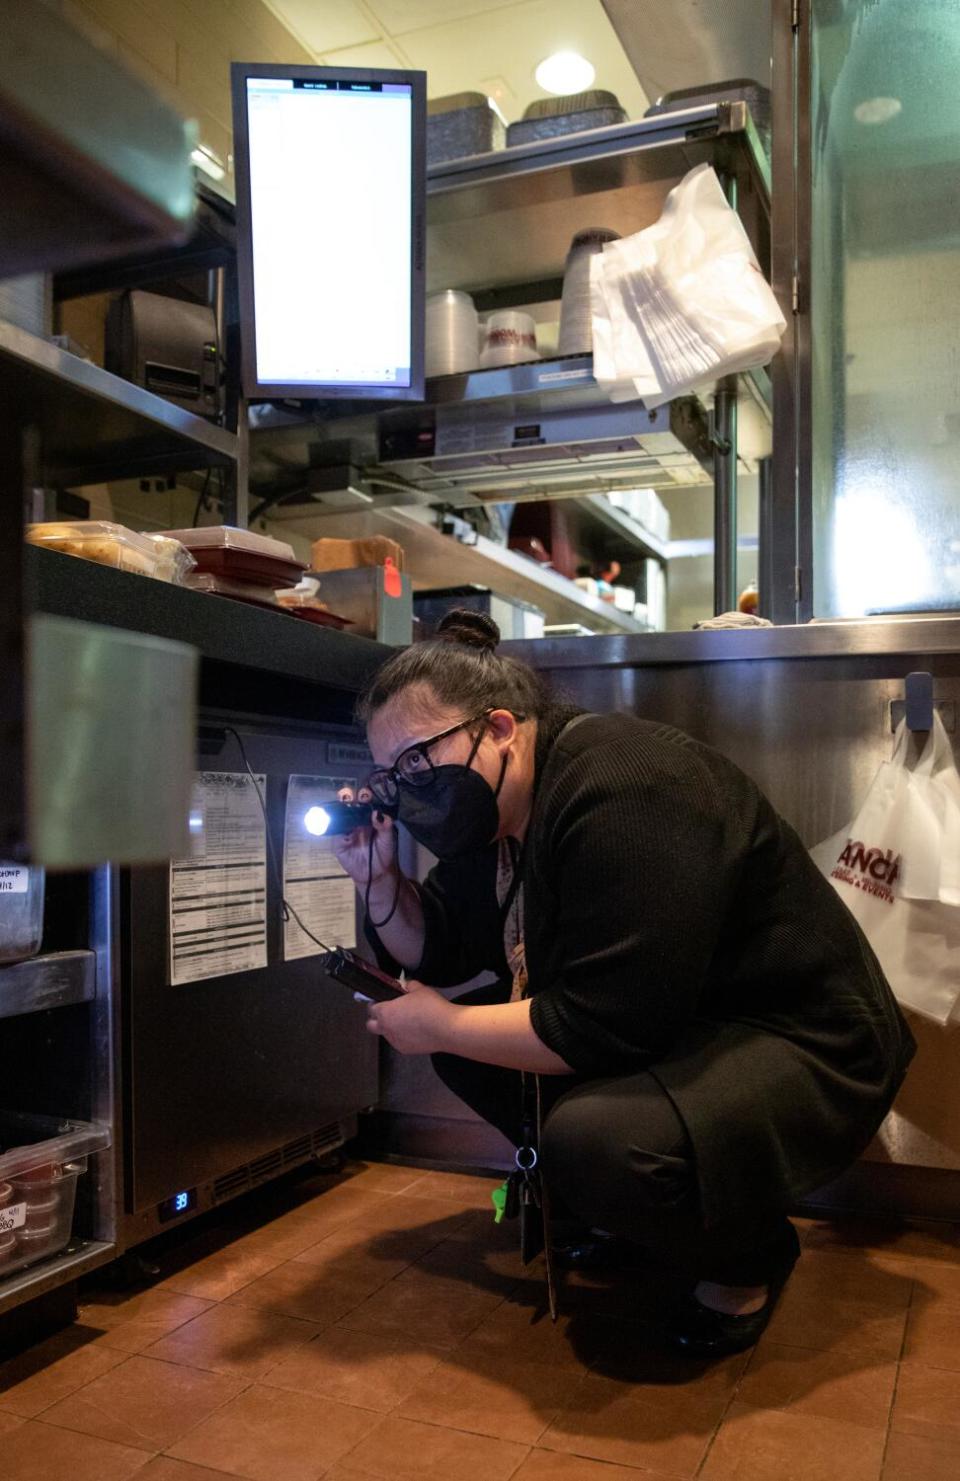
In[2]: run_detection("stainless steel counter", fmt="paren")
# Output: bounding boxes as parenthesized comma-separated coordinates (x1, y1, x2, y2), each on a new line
(503, 616, 960, 669)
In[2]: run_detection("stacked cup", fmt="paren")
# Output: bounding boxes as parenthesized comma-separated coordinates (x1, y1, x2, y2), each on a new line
(558, 227, 620, 356)
(480, 310, 539, 369)
(425, 290, 480, 378)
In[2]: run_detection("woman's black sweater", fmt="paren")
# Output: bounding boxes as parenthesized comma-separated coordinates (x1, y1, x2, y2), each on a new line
(372, 708, 915, 1224)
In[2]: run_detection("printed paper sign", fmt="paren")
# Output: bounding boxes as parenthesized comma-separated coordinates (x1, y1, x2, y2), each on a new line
(283, 775, 358, 960)
(169, 773, 268, 985)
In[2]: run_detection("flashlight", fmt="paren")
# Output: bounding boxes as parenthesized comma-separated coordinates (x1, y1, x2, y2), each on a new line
(304, 800, 374, 837)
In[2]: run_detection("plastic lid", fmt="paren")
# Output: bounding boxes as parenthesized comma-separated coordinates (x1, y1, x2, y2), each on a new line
(160, 526, 298, 563)
(523, 90, 622, 120)
(0, 1112, 110, 1181)
(26, 520, 158, 558)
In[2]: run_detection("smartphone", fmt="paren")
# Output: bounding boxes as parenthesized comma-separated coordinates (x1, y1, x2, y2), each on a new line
(320, 948, 405, 1002)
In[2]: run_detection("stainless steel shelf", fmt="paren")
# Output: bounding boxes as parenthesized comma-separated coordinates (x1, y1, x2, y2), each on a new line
(300, 508, 646, 634)
(0, 321, 237, 487)
(0, 1240, 115, 1317)
(560, 494, 667, 563)
(0, 950, 95, 1021)
(426, 102, 770, 293)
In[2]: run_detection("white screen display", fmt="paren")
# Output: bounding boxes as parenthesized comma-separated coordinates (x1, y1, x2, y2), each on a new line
(245, 77, 413, 389)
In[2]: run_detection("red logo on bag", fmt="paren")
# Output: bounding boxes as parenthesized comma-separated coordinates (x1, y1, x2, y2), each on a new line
(830, 840, 901, 903)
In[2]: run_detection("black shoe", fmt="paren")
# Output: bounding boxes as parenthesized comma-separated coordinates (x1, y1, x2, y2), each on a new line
(552, 1228, 638, 1271)
(666, 1222, 802, 1359)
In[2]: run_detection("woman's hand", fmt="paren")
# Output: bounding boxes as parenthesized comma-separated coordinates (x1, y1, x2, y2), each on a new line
(365, 980, 456, 1055)
(331, 786, 398, 891)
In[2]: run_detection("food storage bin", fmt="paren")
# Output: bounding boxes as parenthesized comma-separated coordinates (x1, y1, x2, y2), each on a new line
(506, 91, 627, 147)
(0, 863, 44, 964)
(0, 1112, 110, 1276)
(427, 91, 505, 166)
(26, 521, 166, 577)
(161, 526, 305, 590)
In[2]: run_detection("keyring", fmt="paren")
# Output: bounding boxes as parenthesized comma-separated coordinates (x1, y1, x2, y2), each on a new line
(515, 1145, 538, 1172)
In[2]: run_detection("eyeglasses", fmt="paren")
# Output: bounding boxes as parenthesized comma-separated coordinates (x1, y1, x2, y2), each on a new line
(367, 712, 492, 808)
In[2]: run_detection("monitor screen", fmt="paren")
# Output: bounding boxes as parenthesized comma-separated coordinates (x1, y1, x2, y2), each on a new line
(232, 64, 425, 400)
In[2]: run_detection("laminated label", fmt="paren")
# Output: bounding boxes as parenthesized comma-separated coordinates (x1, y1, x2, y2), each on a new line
(0, 866, 28, 894)
(0, 1203, 27, 1233)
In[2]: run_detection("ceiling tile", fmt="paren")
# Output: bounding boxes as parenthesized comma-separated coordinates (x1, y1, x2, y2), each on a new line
(367, 1, 522, 35)
(320, 39, 410, 70)
(264, 0, 380, 54)
(403, 0, 648, 119)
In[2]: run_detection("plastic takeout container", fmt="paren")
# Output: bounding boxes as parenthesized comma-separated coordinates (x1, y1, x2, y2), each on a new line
(0, 862, 44, 964)
(143, 534, 196, 585)
(185, 571, 281, 609)
(26, 521, 165, 578)
(162, 526, 305, 589)
(0, 1112, 110, 1275)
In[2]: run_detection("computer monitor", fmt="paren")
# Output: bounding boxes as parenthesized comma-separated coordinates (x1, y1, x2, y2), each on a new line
(231, 62, 426, 401)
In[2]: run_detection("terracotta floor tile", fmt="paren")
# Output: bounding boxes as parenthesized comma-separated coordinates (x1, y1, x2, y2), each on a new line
(339, 1163, 430, 1194)
(787, 1251, 914, 1311)
(0, 1410, 23, 1434)
(512, 1451, 679, 1481)
(880, 1258, 960, 1306)
(700, 1402, 886, 1481)
(883, 1425, 960, 1481)
(803, 1218, 960, 1265)
(538, 1372, 720, 1476)
(403, 1170, 506, 1210)
(337, 1266, 504, 1349)
(0, 1329, 126, 1418)
(458, 1297, 615, 1371)
(78, 1292, 215, 1354)
(0, 1418, 152, 1479)
(167, 1382, 379, 1481)
(143, 1302, 320, 1378)
(902, 1301, 960, 1372)
(413, 1232, 528, 1293)
(291, 1219, 440, 1284)
(40, 1354, 247, 1450)
(261, 1326, 445, 1411)
(159, 1243, 293, 1303)
(337, 1414, 529, 1481)
(759, 1284, 908, 1358)
(262, 1185, 396, 1233)
(396, 1349, 586, 1445)
(225, 1261, 378, 1326)
(891, 1361, 960, 1436)
(739, 1341, 897, 1430)
(137, 1459, 249, 1481)
(342, 1192, 477, 1238)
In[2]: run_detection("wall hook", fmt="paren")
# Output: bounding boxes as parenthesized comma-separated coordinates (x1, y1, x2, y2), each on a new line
(904, 671, 934, 731)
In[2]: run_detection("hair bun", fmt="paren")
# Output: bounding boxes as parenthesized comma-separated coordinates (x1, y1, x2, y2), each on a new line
(435, 607, 500, 652)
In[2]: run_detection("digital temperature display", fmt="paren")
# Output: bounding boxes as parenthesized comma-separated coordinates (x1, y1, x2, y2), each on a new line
(158, 1187, 197, 1223)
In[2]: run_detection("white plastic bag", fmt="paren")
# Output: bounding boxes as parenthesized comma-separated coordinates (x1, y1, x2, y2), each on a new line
(590, 163, 786, 407)
(810, 718, 960, 1024)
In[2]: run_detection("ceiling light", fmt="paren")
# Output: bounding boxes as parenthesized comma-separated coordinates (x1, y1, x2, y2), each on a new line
(535, 51, 595, 96)
(854, 96, 902, 125)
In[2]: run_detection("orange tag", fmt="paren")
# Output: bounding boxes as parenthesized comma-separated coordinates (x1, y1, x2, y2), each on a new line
(383, 556, 403, 599)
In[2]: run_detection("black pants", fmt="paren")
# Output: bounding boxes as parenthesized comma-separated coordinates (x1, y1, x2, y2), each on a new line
(432, 984, 795, 1286)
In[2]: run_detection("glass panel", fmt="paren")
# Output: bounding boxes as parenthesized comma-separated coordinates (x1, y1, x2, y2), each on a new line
(811, 0, 960, 616)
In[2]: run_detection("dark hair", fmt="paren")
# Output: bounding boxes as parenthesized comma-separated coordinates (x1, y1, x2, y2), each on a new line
(356, 608, 551, 723)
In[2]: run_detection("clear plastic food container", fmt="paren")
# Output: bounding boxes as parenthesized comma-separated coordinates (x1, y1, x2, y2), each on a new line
(0, 863, 44, 964)
(185, 571, 281, 608)
(26, 520, 165, 578)
(143, 534, 196, 585)
(0, 1113, 111, 1276)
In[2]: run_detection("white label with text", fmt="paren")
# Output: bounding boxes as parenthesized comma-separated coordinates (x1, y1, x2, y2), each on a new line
(0, 867, 28, 894)
(0, 1203, 27, 1233)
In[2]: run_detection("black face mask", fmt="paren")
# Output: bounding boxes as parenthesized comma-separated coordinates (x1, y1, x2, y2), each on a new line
(394, 739, 508, 862)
